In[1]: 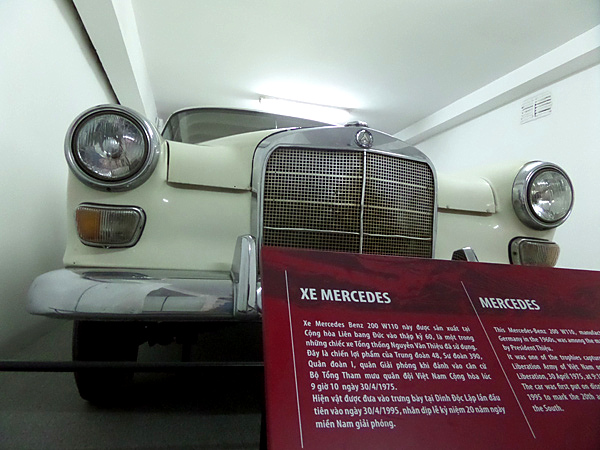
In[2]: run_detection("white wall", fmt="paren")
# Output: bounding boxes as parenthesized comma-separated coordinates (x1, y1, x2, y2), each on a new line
(417, 64, 600, 271)
(0, 0, 116, 351)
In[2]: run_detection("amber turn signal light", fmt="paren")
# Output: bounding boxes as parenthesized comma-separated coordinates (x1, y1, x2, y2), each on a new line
(76, 204, 145, 248)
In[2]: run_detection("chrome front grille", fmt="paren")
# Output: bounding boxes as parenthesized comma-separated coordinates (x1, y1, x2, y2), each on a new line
(262, 147, 435, 258)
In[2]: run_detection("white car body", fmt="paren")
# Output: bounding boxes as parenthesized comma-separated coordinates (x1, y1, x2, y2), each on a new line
(26, 105, 572, 401)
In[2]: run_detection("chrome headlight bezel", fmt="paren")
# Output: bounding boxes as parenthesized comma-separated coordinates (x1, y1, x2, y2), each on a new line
(512, 161, 574, 230)
(65, 105, 161, 191)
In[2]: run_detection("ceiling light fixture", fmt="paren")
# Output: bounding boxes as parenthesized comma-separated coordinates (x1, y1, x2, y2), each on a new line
(258, 96, 351, 124)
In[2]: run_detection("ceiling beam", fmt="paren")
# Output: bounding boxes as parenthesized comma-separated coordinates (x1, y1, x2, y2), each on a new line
(73, 0, 157, 125)
(396, 25, 600, 145)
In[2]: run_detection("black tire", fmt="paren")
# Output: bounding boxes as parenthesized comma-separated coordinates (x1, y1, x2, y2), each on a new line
(72, 320, 142, 403)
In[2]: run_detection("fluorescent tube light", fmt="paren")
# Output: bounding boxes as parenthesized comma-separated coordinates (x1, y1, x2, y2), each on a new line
(259, 96, 351, 124)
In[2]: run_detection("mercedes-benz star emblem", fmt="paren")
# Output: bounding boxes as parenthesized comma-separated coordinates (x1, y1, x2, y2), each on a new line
(355, 129, 374, 149)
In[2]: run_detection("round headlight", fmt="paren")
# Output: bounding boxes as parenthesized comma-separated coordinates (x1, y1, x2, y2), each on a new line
(512, 161, 574, 229)
(65, 105, 161, 191)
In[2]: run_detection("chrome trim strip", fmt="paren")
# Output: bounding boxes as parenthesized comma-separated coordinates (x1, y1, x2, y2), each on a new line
(512, 161, 574, 230)
(367, 178, 434, 190)
(264, 226, 360, 236)
(65, 104, 162, 192)
(265, 169, 433, 190)
(265, 198, 360, 207)
(359, 151, 367, 253)
(265, 171, 362, 179)
(365, 205, 434, 216)
(263, 227, 432, 241)
(265, 198, 434, 216)
(363, 233, 432, 241)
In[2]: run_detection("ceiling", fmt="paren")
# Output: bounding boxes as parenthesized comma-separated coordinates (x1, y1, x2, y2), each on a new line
(74, 0, 600, 140)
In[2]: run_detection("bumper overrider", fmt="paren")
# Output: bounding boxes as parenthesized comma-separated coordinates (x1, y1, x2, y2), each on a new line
(27, 236, 260, 320)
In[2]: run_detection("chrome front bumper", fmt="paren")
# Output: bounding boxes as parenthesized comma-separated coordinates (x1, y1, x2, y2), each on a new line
(27, 236, 261, 321)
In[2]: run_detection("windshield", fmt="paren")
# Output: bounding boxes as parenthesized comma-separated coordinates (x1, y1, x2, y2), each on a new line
(162, 108, 330, 144)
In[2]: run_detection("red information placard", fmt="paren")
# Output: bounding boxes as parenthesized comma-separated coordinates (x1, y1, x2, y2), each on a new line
(261, 247, 600, 450)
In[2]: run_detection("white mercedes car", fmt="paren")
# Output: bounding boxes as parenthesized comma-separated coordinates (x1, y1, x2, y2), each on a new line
(28, 105, 574, 401)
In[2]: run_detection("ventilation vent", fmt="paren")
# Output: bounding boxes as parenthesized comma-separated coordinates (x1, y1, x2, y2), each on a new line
(521, 92, 552, 124)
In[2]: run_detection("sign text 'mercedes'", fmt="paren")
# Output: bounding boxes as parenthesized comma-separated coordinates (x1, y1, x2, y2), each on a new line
(300, 287, 391, 304)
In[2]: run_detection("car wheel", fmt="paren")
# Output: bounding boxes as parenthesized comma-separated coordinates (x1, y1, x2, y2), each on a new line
(72, 320, 142, 403)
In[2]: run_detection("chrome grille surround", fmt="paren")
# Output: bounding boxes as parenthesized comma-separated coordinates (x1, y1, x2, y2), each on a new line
(252, 127, 437, 258)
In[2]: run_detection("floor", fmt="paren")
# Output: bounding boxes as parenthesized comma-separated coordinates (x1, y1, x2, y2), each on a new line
(0, 321, 264, 449)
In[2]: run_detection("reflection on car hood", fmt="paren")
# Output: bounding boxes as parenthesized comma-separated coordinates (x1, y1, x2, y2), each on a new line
(167, 129, 283, 190)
